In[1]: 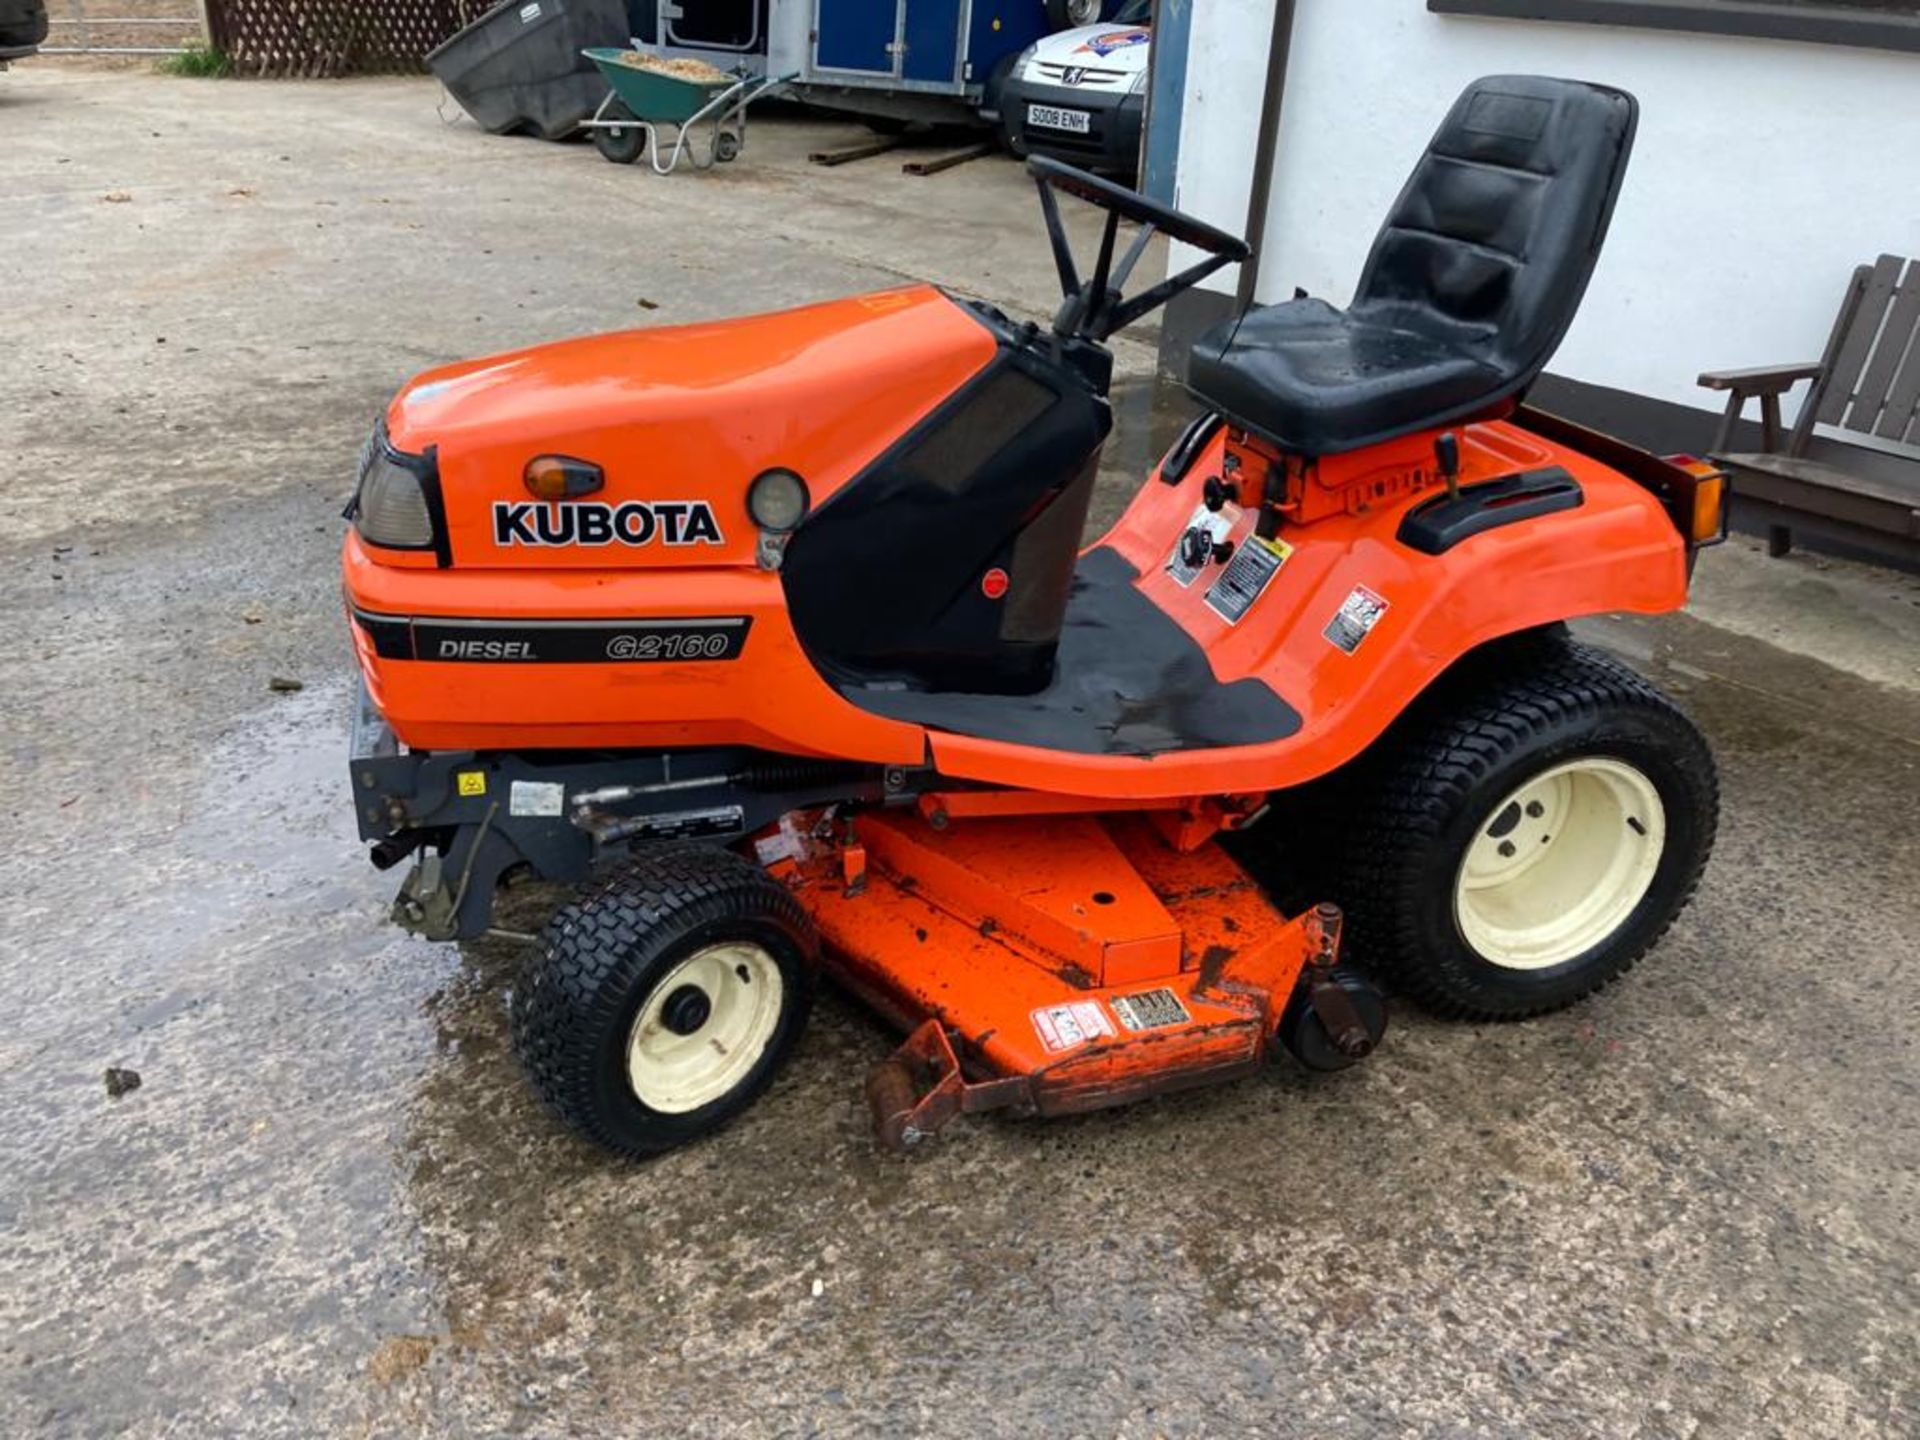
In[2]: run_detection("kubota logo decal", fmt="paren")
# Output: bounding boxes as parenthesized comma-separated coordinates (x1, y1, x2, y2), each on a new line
(492, 500, 724, 548)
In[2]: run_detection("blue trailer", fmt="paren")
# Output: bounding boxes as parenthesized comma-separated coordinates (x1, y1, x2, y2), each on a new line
(631, 1, 1107, 126)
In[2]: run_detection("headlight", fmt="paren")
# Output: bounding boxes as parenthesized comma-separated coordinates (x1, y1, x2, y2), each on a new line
(747, 468, 809, 532)
(1015, 46, 1043, 82)
(1130, 69, 1149, 95)
(353, 428, 437, 550)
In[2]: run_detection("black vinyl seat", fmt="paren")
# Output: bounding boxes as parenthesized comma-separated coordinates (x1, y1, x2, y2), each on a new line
(1187, 76, 1639, 457)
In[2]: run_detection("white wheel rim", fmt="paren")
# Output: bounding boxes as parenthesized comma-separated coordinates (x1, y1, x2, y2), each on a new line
(626, 942, 783, 1113)
(1453, 758, 1666, 971)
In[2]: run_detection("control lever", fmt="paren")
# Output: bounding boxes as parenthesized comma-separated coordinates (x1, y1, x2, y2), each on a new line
(1435, 431, 1461, 502)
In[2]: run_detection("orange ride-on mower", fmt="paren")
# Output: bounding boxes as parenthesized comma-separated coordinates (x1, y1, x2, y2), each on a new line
(343, 76, 1725, 1158)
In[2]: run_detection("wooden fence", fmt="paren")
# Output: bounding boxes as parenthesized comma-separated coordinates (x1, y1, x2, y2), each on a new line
(204, 0, 485, 76)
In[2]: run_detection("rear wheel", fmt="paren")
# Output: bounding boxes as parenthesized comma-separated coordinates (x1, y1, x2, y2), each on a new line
(1046, 0, 1100, 28)
(512, 845, 815, 1157)
(1321, 638, 1716, 1019)
(593, 103, 646, 165)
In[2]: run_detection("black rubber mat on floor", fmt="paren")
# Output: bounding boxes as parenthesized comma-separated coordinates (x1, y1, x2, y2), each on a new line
(837, 547, 1302, 756)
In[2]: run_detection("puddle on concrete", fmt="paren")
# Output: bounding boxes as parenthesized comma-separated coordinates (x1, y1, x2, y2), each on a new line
(2, 680, 458, 1434)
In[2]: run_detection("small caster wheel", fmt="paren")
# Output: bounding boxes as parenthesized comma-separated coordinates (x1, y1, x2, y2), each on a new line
(593, 103, 646, 165)
(1276, 967, 1387, 1073)
(512, 844, 817, 1157)
(714, 129, 742, 164)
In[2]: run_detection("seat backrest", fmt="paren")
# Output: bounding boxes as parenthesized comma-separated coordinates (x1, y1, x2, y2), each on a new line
(1353, 75, 1638, 395)
(1808, 253, 1920, 450)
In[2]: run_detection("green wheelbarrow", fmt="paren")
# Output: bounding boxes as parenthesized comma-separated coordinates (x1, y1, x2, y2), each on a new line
(581, 50, 794, 174)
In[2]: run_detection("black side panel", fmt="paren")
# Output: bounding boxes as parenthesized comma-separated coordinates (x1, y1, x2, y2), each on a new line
(781, 337, 1111, 694)
(1397, 465, 1583, 555)
(838, 547, 1302, 756)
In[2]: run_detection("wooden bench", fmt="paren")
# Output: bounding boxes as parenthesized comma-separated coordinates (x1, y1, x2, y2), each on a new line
(1699, 253, 1920, 565)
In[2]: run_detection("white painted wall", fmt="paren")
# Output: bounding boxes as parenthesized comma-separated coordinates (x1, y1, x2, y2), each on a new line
(1173, 1, 1920, 411)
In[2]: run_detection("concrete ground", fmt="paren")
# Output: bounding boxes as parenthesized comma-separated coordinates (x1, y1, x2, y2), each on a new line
(2, 67, 1916, 1439)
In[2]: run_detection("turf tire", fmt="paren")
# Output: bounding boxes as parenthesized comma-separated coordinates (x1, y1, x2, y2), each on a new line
(512, 844, 816, 1157)
(1324, 637, 1717, 1020)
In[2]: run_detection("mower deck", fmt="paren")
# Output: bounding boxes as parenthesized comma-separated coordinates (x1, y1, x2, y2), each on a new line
(777, 810, 1333, 1146)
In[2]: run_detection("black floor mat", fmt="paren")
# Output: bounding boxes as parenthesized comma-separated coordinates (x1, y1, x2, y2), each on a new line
(836, 547, 1302, 756)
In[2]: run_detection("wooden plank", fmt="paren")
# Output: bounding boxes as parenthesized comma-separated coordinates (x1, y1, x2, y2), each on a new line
(1845, 257, 1920, 434)
(1817, 253, 1902, 425)
(1876, 274, 1920, 443)
(808, 137, 904, 166)
(1787, 266, 1867, 457)
(901, 142, 996, 177)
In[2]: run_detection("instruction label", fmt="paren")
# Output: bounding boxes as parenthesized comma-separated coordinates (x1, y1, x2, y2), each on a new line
(1164, 502, 1237, 588)
(1032, 1000, 1115, 1053)
(1110, 988, 1190, 1032)
(1205, 535, 1292, 623)
(509, 780, 565, 817)
(1324, 584, 1390, 654)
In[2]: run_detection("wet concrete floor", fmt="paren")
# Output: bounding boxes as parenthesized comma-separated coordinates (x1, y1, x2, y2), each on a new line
(3, 68, 1917, 1438)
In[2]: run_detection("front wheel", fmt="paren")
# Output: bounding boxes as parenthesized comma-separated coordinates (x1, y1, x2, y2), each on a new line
(592, 103, 646, 165)
(512, 844, 816, 1157)
(1326, 639, 1717, 1019)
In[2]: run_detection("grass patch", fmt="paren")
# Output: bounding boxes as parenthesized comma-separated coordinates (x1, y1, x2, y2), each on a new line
(158, 44, 232, 79)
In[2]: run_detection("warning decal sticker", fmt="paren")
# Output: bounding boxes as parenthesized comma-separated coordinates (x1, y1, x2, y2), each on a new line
(1032, 1000, 1116, 1053)
(1205, 535, 1292, 623)
(1324, 584, 1390, 654)
(1110, 988, 1191, 1032)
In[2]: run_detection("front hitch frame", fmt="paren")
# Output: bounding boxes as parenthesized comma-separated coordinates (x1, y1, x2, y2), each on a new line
(864, 1021, 1031, 1151)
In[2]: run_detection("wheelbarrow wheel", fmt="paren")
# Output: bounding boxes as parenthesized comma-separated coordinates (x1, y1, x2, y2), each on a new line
(593, 102, 646, 165)
(714, 129, 742, 164)
(512, 843, 817, 1157)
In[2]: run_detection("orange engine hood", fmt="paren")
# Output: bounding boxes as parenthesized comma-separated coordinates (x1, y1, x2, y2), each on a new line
(382, 284, 996, 571)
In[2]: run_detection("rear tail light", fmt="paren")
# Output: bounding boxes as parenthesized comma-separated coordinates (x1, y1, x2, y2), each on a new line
(1688, 471, 1727, 546)
(1663, 454, 1727, 548)
(351, 425, 440, 552)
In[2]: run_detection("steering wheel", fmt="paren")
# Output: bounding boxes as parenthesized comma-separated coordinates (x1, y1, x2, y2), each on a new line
(1028, 155, 1250, 260)
(1026, 156, 1249, 341)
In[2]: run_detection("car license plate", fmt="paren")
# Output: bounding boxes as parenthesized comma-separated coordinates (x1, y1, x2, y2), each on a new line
(1028, 104, 1091, 135)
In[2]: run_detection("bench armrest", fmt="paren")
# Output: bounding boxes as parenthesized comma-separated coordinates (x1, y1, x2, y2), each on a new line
(1699, 363, 1823, 454)
(1697, 362, 1822, 395)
